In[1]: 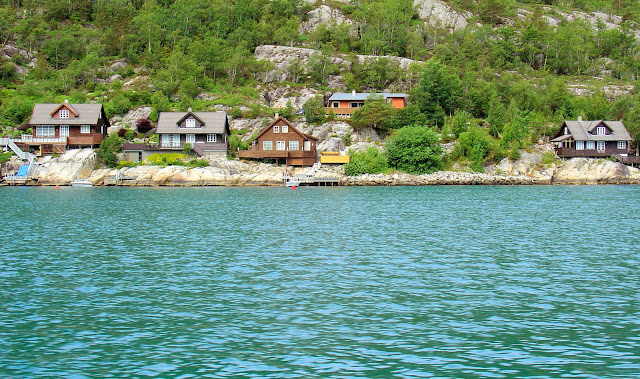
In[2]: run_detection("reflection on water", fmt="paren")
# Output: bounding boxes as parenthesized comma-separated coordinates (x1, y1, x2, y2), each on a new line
(1, 186, 639, 377)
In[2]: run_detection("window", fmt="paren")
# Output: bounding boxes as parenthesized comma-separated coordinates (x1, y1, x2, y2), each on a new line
(263, 141, 273, 150)
(186, 134, 195, 144)
(81, 125, 90, 134)
(162, 134, 181, 148)
(274, 125, 280, 133)
(59, 109, 69, 119)
(207, 134, 217, 142)
(288, 140, 299, 151)
(186, 118, 196, 128)
(59, 125, 69, 137)
(618, 141, 627, 150)
(276, 141, 286, 151)
(597, 141, 606, 152)
(564, 127, 568, 135)
(282, 125, 288, 133)
(351, 102, 364, 108)
(36, 125, 55, 137)
(576, 141, 584, 150)
(332, 102, 339, 108)
(596, 126, 606, 135)
(586, 141, 595, 150)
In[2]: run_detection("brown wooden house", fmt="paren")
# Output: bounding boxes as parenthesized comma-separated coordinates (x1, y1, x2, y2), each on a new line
(17, 101, 110, 154)
(238, 117, 318, 166)
(551, 119, 634, 162)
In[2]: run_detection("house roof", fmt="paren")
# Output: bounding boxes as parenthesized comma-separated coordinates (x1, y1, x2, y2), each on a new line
(551, 120, 632, 142)
(156, 111, 228, 134)
(255, 116, 319, 141)
(27, 103, 106, 127)
(328, 92, 407, 101)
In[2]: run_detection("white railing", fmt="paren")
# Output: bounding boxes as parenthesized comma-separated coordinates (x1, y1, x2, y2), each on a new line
(1, 137, 35, 163)
(20, 135, 67, 144)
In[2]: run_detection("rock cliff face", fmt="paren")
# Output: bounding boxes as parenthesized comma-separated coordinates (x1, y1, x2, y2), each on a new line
(33, 149, 97, 185)
(413, 0, 471, 31)
(24, 149, 640, 187)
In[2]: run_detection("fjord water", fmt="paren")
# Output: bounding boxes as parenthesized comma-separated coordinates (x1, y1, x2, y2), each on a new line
(1, 186, 639, 378)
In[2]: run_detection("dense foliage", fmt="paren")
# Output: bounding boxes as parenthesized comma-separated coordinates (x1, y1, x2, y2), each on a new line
(344, 146, 389, 175)
(386, 126, 443, 174)
(2, 0, 640, 173)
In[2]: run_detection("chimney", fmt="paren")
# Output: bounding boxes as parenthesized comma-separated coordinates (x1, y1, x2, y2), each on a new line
(64, 99, 68, 104)
(188, 107, 192, 112)
(275, 113, 279, 118)
(352, 90, 356, 96)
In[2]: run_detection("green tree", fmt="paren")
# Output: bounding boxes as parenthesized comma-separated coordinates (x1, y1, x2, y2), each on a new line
(303, 95, 326, 124)
(410, 60, 463, 127)
(344, 146, 389, 176)
(453, 126, 501, 172)
(351, 95, 395, 130)
(97, 133, 124, 168)
(386, 125, 443, 174)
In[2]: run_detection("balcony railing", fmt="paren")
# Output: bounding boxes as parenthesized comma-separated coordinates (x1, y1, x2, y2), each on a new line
(555, 147, 627, 158)
(20, 135, 67, 144)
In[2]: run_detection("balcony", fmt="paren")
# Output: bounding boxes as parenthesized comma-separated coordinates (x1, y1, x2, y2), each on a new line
(238, 149, 315, 159)
(555, 147, 627, 158)
(324, 107, 356, 117)
(20, 135, 67, 144)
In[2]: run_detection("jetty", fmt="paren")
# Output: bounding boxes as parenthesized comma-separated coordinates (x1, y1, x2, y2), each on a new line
(1, 137, 39, 185)
(283, 162, 340, 187)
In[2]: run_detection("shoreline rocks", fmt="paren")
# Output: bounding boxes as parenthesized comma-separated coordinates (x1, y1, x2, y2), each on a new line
(6, 149, 640, 187)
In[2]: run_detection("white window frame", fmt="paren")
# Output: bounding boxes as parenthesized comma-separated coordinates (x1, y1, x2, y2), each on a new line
(59, 125, 69, 137)
(59, 109, 69, 119)
(288, 140, 299, 151)
(282, 125, 288, 133)
(207, 134, 217, 143)
(186, 134, 196, 144)
(618, 141, 626, 150)
(332, 102, 339, 108)
(576, 141, 584, 150)
(586, 141, 595, 150)
(597, 141, 606, 152)
(276, 141, 286, 151)
(36, 125, 55, 137)
(162, 134, 181, 148)
(80, 125, 90, 134)
(273, 125, 280, 133)
(351, 102, 364, 108)
(596, 126, 606, 135)
(186, 118, 196, 128)
(263, 141, 273, 151)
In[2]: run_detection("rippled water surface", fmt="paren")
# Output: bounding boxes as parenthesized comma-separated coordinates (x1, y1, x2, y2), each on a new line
(1, 186, 639, 378)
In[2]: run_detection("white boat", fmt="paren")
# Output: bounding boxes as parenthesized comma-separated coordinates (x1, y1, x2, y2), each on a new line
(70, 179, 93, 187)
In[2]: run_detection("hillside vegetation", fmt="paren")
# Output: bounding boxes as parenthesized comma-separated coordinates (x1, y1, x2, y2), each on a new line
(1, 0, 640, 171)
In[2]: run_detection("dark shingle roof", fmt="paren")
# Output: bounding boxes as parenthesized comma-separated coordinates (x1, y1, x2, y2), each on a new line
(28, 103, 105, 125)
(551, 120, 631, 142)
(156, 111, 228, 134)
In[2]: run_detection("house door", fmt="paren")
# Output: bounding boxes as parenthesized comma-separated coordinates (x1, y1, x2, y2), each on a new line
(60, 125, 69, 138)
(597, 141, 606, 153)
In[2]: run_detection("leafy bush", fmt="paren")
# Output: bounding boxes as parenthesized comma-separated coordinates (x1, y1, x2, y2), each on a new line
(351, 95, 395, 130)
(343, 146, 389, 176)
(117, 160, 136, 168)
(386, 126, 443, 174)
(97, 133, 123, 168)
(182, 143, 193, 154)
(0, 152, 14, 163)
(136, 118, 153, 133)
(145, 153, 188, 165)
(452, 126, 502, 172)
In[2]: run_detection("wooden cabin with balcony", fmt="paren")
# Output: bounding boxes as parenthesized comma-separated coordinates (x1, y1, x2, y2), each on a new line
(17, 101, 110, 155)
(550, 119, 637, 163)
(154, 110, 229, 157)
(325, 91, 406, 118)
(238, 117, 318, 166)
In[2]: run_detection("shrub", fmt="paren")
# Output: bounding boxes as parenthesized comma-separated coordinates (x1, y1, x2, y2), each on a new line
(97, 133, 124, 168)
(136, 118, 153, 133)
(182, 143, 193, 154)
(145, 153, 188, 165)
(124, 129, 135, 141)
(343, 146, 389, 176)
(541, 151, 558, 165)
(0, 152, 14, 163)
(386, 126, 443, 174)
(116, 160, 136, 168)
(453, 126, 502, 172)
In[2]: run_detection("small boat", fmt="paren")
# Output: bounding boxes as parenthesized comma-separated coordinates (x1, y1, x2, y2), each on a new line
(285, 180, 300, 188)
(70, 179, 93, 187)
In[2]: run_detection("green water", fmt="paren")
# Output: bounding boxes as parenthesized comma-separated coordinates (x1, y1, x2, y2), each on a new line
(1, 186, 639, 378)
